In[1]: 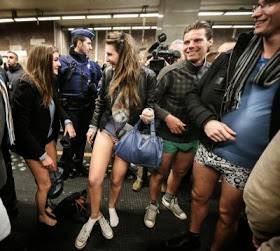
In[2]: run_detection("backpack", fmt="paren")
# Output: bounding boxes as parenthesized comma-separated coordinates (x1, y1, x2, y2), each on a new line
(51, 190, 88, 220)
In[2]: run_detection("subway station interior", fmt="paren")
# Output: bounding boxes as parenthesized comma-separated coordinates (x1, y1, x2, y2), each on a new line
(0, 0, 267, 250)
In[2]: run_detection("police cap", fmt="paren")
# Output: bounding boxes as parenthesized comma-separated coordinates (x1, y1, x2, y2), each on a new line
(71, 28, 95, 40)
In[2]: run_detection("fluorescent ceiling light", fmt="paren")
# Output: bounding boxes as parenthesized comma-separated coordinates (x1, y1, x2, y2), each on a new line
(87, 15, 111, 19)
(113, 26, 131, 30)
(14, 17, 37, 22)
(62, 15, 86, 20)
(94, 27, 112, 30)
(68, 28, 74, 31)
(233, 25, 254, 28)
(224, 11, 252, 15)
(131, 26, 151, 30)
(198, 11, 224, 16)
(151, 26, 157, 29)
(212, 25, 233, 28)
(140, 13, 159, 17)
(88, 28, 93, 30)
(0, 18, 14, 23)
(38, 16, 61, 21)
(113, 14, 138, 18)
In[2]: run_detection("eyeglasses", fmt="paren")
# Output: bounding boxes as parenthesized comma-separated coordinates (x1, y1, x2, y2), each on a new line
(252, 2, 278, 12)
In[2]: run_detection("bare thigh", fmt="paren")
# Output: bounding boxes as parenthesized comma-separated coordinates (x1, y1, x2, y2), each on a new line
(89, 130, 114, 184)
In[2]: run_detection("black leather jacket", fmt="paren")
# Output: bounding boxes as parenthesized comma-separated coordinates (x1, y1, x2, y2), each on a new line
(90, 65, 156, 130)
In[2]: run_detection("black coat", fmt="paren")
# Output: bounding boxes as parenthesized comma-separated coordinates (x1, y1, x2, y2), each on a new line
(12, 76, 69, 160)
(185, 31, 280, 150)
(90, 65, 156, 130)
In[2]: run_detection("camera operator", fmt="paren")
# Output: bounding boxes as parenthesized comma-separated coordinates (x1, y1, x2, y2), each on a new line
(144, 20, 214, 229)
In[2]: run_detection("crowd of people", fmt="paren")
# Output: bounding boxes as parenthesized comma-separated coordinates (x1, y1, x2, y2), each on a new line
(1, 1, 280, 250)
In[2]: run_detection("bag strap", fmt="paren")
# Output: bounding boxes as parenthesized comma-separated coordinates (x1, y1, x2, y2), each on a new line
(134, 118, 156, 137)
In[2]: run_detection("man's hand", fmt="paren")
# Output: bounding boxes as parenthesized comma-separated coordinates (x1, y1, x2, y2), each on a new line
(204, 120, 236, 142)
(165, 114, 186, 134)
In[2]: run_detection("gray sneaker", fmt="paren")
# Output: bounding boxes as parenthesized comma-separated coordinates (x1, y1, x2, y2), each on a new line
(75, 222, 93, 250)
(99, 216, 113, 239)
(162, 197, 187, 220)
(144, 203, 159, 228)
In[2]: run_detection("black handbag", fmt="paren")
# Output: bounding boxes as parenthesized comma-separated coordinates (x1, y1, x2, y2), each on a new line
(48, 166, 64, 200)
(114, 118, 163, 169)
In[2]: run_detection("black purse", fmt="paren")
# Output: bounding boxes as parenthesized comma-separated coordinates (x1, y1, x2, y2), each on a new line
(114, 118, 163, 169)
(48, 166, 64, 200)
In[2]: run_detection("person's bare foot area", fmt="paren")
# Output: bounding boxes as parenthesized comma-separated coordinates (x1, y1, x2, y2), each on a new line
(39, 214, 57, 226)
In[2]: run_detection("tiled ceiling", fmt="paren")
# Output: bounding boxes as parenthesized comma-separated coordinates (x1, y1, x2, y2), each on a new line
(0, 0, 256, 28)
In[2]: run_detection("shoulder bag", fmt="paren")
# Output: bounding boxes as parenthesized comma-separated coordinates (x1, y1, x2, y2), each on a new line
(114, 118, 163, 169)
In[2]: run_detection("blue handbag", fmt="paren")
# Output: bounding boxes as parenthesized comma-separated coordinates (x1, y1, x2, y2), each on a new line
(114, 118, 163, 169)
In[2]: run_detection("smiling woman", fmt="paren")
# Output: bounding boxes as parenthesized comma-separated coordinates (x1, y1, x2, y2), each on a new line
(74, 31, 157, 250)
(11, 44, 75, 227)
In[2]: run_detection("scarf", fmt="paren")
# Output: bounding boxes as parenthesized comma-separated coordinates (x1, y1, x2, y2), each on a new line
(0, 78, 15, 145)
(222, 35, 280, 113)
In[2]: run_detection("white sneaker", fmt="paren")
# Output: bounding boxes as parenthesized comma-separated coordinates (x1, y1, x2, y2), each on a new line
(75, 222, 93, 250)
(99, 216, 113, 239)
(162, 197, 187, 220)
(144, 203, 159, 228)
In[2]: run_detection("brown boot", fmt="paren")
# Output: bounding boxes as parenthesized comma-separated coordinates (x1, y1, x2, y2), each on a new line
(132, 178, 143, 192)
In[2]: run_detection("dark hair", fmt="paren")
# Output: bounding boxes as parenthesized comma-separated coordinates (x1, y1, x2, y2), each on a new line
(7, 51, 19, 60)
(184, 20, 213, 40)
(73, 35, 88, 48)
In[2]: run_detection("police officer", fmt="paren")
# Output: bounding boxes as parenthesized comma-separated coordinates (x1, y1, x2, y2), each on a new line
(58, 28, 102, 177)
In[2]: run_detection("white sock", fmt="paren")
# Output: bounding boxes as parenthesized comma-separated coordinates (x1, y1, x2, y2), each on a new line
(87, 215, 100, 230)
(109, 207, 119, 227)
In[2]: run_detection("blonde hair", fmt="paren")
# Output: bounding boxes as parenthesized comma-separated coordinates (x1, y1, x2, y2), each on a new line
(106, 31, 141, 108)
(24, 44, 55, 107)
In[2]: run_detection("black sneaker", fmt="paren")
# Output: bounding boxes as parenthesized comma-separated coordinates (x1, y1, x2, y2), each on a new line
(165, 232, 200, 250)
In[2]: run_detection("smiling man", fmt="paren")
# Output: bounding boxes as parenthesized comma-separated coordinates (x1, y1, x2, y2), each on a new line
(144, 20, 213, 229)
(166, 1, 280, 250)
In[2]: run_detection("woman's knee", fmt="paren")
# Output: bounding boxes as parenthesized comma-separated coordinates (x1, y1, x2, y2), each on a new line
(37, 180, 52, 192)
(110, 176, 123, 188)
(88, 176, 103, 190)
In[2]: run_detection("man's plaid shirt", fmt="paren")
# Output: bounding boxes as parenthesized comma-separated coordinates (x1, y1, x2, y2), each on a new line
(155, 60, 211, 143)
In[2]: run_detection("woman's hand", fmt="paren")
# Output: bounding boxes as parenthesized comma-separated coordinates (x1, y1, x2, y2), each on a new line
(140, 108, 154, 124)
(64, 123, 76, 138)
(87, 131, 96, 145)
(41, 154, 55, 171)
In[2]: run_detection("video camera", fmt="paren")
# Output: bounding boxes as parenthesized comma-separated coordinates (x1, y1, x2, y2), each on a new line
(147, 33, 181, 75)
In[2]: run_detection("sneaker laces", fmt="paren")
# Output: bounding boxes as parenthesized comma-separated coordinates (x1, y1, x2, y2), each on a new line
(170, 198, 184, 215)
(77, 224, 91, 242)
(99, 217, 111, 232)
(146, 205, 159, 221)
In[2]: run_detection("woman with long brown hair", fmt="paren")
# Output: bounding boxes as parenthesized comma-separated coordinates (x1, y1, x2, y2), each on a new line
(75, 31, 156, 249)
(12, 44, 75, 226)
